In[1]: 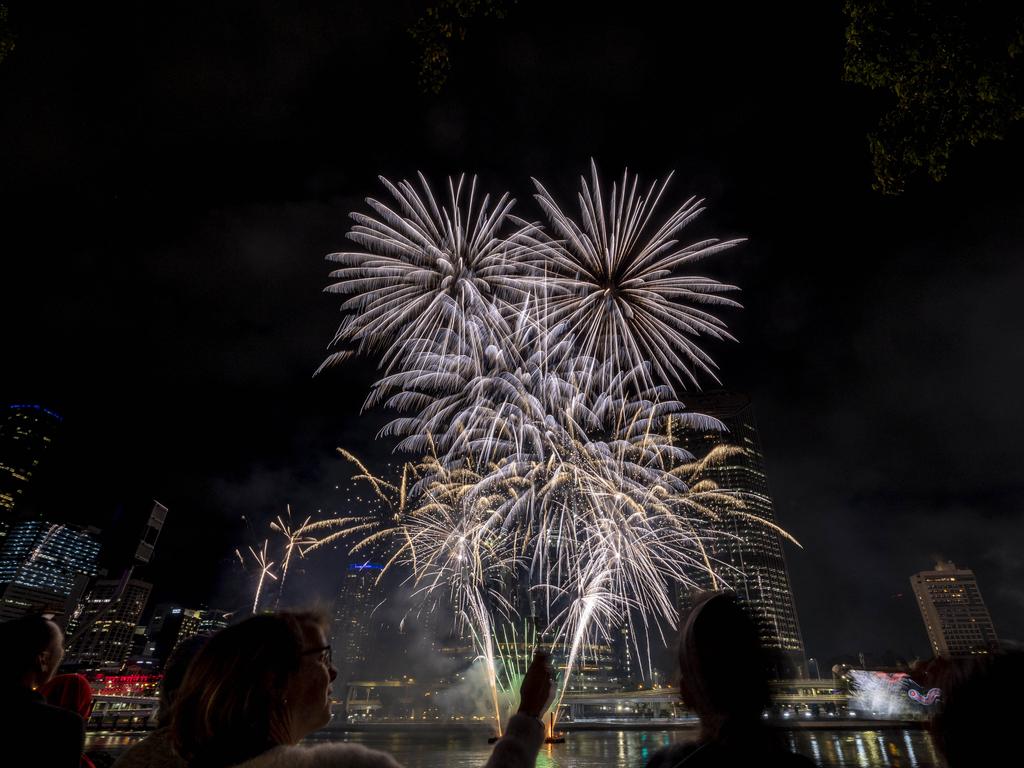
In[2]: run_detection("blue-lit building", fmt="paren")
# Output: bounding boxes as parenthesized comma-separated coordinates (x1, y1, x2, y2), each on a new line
(0, 404, 63, 525)
(0, 519, 101, 593)
(331, 561, 384, 681)
(0, 519, 101, 621)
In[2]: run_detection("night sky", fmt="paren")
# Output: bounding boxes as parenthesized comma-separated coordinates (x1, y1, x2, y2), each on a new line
(3, 2, 1022, 666)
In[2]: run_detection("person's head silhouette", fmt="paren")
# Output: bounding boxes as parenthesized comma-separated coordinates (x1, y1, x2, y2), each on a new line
(171, 611, 337, 766)
(678, 591, 770, 742)
(0, 614, 65, 690)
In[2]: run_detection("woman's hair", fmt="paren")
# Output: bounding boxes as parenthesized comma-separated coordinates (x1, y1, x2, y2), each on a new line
(170, 610, 327, 767)
(677, 591, 770, 741)
(157, 634, 209, 727)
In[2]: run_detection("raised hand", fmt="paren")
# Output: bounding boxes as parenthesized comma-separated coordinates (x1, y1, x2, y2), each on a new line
(517, 651, 555, 719)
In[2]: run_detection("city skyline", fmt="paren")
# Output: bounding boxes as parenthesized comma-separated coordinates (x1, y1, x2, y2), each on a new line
(2, 3, 1023, 667)
(1, 396, 1016, 680)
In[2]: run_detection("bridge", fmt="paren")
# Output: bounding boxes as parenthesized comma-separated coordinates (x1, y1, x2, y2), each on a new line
(340, 678, 852, 720)
(88, 694, 159, 730)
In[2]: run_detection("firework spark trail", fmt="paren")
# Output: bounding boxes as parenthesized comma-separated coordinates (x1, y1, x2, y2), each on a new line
(495, 619, 537, 695)
(269, 505, 315, 607)
(308, 423, 790, 731)
(465, 588, 504, 736)
(403, 476, 526, 737)
(349, 367, 771, 728)
(237, 540, 278, 615)
(394, 369, 766, 729)
(306, 452, 523, 733)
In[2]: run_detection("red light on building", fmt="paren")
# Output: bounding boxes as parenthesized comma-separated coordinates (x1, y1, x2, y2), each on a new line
(89, 673, 163, 697)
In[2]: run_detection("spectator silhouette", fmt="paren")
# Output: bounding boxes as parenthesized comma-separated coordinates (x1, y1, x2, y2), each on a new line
(644, 592, 815, 768)
(170, 610, 553, 768)
(112, 634, 208, 768)
(0, 615, 86, 768)
(925, 650, 1022, 767)
(40, 673, 99, 768)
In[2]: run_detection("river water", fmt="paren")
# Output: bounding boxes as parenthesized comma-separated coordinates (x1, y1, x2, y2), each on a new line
(87, 727, 944, 767)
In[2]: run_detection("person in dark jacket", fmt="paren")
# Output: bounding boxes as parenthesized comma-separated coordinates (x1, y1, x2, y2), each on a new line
(0, 614, 86, 768)
(111, 634, 208, 768)
(644, 592, 815, 768)
(923, 650, 1023, 768)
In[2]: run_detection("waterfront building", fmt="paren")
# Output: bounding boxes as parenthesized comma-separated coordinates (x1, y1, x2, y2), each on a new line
(558, 640, 621, 693)
(674, 391, 807, 678)
(0, 404, 62, 529)
(910, 561, 1000, 657)
(331, 561, 384, 681)
(64, 577, 153, 669)
(91, 672, 162, 698)
(0, 519, 101, 621)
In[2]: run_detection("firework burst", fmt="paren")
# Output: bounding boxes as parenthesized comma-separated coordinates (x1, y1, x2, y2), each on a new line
(533, 160, 743, 391)
(313, 166, 797, 732)
(320, 173, 546, 377)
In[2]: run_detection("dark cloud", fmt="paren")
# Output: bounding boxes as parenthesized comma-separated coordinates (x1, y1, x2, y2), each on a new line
(2, 1, 1021, 662)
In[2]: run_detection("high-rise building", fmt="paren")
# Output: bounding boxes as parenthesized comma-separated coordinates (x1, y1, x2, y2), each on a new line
(910, 561, 1000, 658)
(557, 640, 622, 693)
(64, 578, 153, 669)
(674, 391, 806, 678)
(330, 561, 383, 681)
(142, 603, 202, 666)
(196, 607, 231, 635)
(0, 520, 101, 621)
(0, 404, 62, 529)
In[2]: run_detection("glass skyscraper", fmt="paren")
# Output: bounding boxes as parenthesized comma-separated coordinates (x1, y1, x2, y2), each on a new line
(0, 520, 101, 594)
(65, 577, 153, 669)
(0, 519, 101, 621)
(331, 561, 384, 682)
(675, 391, 807, 678)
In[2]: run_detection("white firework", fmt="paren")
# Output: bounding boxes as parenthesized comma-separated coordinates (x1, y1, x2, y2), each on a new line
(236, 540, 278, 615)
(368, 308, 584, 463)
(313, 165, 795, 732)
(533, 160, 743, 391)
(269, 505, 315, 606)
(320, 173, 545, 376)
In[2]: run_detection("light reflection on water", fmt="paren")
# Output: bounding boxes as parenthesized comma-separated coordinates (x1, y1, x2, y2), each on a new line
(86, 728, 944, 768)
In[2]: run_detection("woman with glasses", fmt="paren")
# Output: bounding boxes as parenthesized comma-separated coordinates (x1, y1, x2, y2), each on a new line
(170, 610, 553, 768)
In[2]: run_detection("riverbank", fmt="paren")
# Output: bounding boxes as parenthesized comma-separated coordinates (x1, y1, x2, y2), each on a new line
(318, 718, 927, 734)
(88, 725, 944, 767)
(563, 719, 926, 731)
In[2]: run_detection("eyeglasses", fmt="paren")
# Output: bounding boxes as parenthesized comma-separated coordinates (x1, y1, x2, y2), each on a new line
(301, 644, 332, 666)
